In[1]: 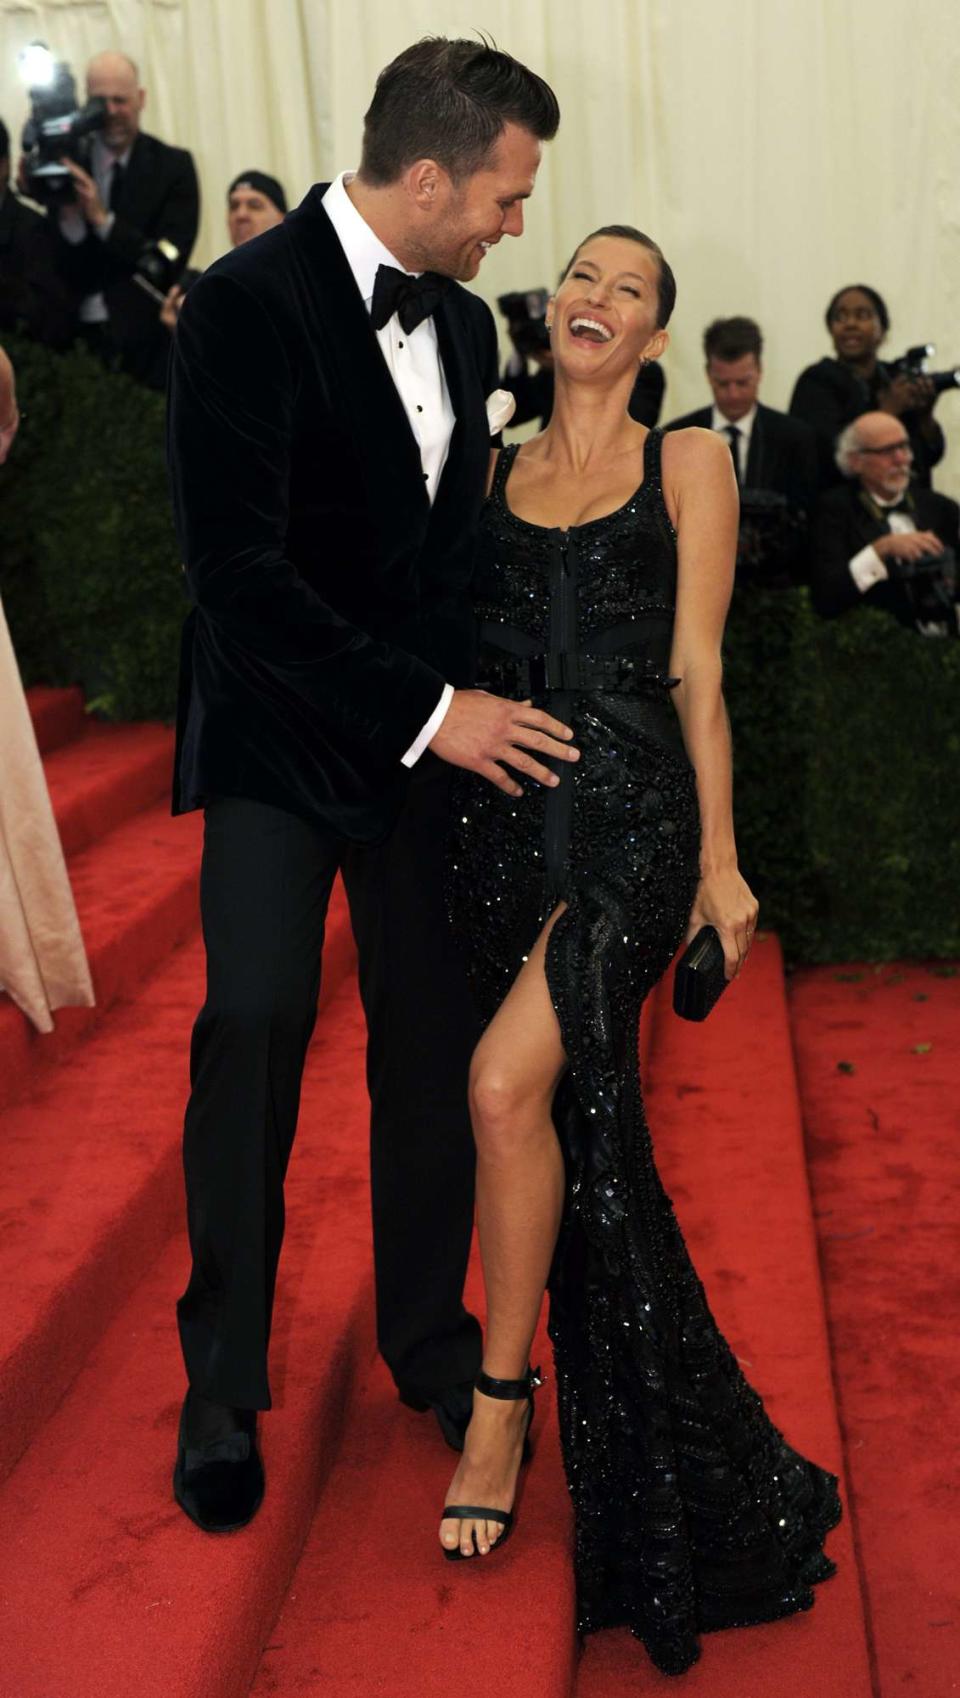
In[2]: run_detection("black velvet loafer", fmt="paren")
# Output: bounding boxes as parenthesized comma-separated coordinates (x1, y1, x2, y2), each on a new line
(172, 1398, 264, 1533)
(399, 1378, 475, 1452)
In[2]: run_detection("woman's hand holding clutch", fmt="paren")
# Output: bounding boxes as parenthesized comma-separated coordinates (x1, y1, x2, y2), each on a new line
(684, 864, 759, 980)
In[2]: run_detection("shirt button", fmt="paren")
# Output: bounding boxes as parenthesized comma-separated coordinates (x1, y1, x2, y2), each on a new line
(398, 339, 404, 348)
(416, 404, 423, 413)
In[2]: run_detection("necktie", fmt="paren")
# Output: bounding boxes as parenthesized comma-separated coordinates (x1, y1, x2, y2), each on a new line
(370, 264, 448, 335)
(109, 159, 125, 213)
(724, 423, 742, 484)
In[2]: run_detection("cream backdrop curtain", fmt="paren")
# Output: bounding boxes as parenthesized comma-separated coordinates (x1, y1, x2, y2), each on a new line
(2, 0, 959, 493)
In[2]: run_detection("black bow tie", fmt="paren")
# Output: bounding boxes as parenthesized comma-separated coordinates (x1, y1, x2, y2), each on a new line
(370, 264, 448, 335)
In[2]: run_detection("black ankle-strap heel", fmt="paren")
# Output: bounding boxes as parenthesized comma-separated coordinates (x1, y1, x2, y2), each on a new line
(441, 1366, 543, 1563)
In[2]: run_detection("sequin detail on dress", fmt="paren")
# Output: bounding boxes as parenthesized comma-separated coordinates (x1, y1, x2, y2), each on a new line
(446, 430, 840, 1676)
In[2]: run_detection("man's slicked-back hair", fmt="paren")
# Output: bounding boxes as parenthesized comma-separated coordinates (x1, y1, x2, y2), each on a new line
(703, 316, 763, 363)
(0, 117, 9, 161)
(359, 37, 559, 186)
(561, 225, 677, 329)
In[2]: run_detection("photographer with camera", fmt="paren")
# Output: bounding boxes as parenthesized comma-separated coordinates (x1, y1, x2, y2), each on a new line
(666, 316, 818, 587)
(810, 411, 959, 639)
(497, 285, 665, 428)
(160, 170, 287, 332)
(50, 50, 199, 389)
(0, 117, 77, 347)
(790, 284, 954, 492)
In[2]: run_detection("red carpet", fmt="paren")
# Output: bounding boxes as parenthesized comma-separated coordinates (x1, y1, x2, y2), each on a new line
(0, 970, 372, 1698)
(2, 690, 940, 1695)
(790, 963, 960, 1698)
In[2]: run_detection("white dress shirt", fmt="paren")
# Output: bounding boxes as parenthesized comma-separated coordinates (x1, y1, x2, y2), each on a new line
(847, 491, 914, 594)
(321, 171, 454, 765)
(58, 135, 131, 324)
(711, 402, 756, 481)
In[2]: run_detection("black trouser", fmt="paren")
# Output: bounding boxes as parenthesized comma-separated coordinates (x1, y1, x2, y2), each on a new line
(176, 756, 482, 1410)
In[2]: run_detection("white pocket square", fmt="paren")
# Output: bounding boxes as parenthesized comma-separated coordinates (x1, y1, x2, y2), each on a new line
(485, 388, 516, 434)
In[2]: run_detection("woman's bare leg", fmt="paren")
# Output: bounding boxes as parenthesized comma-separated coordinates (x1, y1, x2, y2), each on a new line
(440, 906, 568, 1558)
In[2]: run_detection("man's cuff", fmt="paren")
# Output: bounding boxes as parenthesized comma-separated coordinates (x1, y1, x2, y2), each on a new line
(401, 682, 454, 768)
(59, 207, 86, 245)
(849, 544, 889, 594)
(94, 212, 116, 242)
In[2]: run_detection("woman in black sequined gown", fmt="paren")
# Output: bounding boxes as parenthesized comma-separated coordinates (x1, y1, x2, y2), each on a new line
(438, 227, 841, 1676)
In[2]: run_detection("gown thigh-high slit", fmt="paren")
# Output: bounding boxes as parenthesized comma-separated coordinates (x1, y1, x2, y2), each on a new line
(446, 428, 841, 1677)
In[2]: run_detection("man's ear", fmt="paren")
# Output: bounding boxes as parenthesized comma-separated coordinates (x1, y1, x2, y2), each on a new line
(405, 158, 445, 210)
(545, 293, 556, 330)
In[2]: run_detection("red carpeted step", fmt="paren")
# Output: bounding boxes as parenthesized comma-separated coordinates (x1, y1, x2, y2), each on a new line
(0, 801, 203, 1113)
(0, 974, 375, 1698)
(575, 936, 872, 1697)
(790, 961, 960, 1698)
(43, 719, 176, 857)
(25, 684, 86, 755)
(251, 1305, 577, 1698)
(0, 882, 356, 1482)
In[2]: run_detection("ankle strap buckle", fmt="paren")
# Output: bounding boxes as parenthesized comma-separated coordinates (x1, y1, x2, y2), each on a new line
(475, 1365, 544, 1400)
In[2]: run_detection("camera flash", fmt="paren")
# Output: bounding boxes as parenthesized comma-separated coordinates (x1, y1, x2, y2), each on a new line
(19, 41, 56, 90)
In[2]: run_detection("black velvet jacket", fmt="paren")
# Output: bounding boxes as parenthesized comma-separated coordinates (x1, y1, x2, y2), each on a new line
(167, 183, 499, 843)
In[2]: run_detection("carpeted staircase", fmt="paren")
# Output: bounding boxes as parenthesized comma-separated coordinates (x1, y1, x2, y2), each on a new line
(0, 690, 954, 1697)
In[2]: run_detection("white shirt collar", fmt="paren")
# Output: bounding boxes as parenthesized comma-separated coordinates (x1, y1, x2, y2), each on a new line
(711, 401, 757, 438)
(92, 133, 133, 171)
(321, 170, 414, 307)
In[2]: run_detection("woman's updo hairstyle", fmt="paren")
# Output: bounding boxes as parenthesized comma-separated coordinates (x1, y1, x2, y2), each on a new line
(561, 225, 677, 330)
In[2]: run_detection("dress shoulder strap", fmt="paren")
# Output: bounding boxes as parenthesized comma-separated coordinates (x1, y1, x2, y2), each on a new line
(489, 441, 521, 502)
(643, 425, 664, 484)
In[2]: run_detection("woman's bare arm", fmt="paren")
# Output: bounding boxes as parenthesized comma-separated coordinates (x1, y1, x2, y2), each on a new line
(0, 345, 19, 466)
(663, 427, 759, 977)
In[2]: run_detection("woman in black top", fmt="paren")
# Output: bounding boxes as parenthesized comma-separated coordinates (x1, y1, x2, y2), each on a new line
(789, 283, 944, 489)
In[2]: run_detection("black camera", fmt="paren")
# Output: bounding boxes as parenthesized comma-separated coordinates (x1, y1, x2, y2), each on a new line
(887, 546, 957, 633)
(888, 344, 960, 398)
(19, 47, 106, 207)
(133, 238, 185, 302)
(497, 288, 551, 359)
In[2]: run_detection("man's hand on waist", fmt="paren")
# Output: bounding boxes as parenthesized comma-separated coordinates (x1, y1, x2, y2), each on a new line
(429, 689, 580, 797)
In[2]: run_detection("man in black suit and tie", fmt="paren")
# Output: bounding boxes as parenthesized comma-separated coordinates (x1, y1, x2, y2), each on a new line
(55, 50, 199, 388)
(667, 317, 818, 584)
(167, 38, 569, 1533)
(810, 411, 959, 638)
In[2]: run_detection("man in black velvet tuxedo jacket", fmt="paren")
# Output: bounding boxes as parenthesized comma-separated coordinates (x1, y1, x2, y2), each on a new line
(810, 411, 960, 637)
(667, 316, 818, 585)
(167, 38, 565, 1534)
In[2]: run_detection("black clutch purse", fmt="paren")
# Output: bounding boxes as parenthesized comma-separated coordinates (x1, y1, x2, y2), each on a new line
(673, 924, 728, 1021)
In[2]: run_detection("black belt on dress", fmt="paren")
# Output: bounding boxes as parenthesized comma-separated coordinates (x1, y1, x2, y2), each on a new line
(476, 653, 681, 696)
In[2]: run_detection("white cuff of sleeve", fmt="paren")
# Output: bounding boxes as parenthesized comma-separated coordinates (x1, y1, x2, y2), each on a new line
(59, 207, 86, 244)
(849, 544, 889, 594)
(95, 212, 116, 241)
(401, 681, 454, 768)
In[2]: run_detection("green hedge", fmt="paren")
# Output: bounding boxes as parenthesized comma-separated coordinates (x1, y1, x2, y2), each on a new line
(0, 331, 183, 719)
(2, 335, 957, 963)
(723, 588, 960, 963)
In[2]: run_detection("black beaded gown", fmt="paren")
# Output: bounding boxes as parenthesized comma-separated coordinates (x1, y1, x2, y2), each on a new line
(446, 429, 841, 1677)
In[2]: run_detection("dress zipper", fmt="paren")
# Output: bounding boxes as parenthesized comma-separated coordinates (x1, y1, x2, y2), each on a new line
(544, 531, 577, 904)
